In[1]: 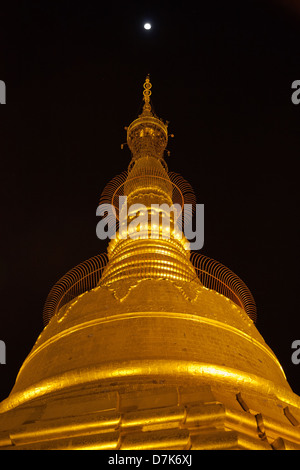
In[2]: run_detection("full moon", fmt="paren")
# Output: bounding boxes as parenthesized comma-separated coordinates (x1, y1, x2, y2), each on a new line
(144, 23, 151, 30)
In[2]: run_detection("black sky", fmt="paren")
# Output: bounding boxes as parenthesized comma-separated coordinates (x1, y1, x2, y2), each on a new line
(0, 0, 299, 402)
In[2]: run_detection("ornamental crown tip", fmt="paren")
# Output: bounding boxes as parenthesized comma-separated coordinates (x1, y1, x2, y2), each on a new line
(142, 74, 152, 114)
(126, 75, 169, 161)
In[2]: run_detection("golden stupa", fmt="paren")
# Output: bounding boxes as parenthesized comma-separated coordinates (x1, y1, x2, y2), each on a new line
(0, 76, 300, 450)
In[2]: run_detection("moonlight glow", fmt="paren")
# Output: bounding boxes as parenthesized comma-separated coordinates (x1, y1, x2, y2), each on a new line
(144, 23, 151, 30)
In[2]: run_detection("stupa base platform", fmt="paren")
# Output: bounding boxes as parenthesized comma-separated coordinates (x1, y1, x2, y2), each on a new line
(1, 377, 300, 450)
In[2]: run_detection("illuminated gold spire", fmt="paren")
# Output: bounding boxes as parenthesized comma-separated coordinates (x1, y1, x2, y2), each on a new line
(127, 75, 168, 162)
(142, 74, 152, 114)
(99, 75, 195, 286)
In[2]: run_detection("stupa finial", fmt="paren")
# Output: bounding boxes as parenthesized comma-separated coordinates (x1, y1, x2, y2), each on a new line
(142, 74, 152, 114)
(126, 75, 168, 161)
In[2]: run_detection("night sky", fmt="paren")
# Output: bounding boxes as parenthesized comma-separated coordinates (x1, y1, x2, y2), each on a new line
(0, 0, 299, 402)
